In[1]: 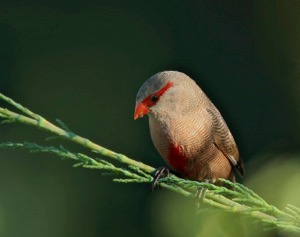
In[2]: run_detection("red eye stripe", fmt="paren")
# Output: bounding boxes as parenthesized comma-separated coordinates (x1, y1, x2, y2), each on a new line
(142, 81, 173, 107)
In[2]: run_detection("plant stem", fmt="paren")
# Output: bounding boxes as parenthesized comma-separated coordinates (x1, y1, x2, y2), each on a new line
(1, 93, 300, 233)
(0, 95, 154, 173)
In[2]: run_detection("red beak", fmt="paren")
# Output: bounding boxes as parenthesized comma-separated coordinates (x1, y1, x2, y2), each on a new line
(134, 102, 149, 120)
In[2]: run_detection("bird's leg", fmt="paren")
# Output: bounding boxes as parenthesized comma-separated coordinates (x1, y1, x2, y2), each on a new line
(151, 167, 170, 191)
(195, 178, 210, 208)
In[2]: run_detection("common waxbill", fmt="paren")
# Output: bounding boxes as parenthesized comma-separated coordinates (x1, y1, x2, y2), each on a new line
(134, 71, 244, 185)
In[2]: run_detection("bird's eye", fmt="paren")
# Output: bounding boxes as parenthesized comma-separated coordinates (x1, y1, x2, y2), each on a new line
(151, 94, 159, 102)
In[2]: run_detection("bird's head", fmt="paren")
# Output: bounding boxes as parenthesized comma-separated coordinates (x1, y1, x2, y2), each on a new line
(134, 71, 202, 120)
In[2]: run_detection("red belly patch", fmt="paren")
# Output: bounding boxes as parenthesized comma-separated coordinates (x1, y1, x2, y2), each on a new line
(168, 144, 187, 175)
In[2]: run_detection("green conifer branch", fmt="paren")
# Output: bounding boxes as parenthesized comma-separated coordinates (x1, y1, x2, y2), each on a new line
(0, 93, 300, 233)
(0, 94, 154, 173)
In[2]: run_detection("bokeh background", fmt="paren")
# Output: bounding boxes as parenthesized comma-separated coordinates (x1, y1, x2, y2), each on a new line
(0, 1, 300, 236)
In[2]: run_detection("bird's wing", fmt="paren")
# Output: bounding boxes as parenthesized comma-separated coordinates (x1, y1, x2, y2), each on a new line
(206, 108, 245, 177)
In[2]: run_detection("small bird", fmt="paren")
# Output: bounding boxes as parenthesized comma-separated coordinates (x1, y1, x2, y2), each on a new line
(134, 71, 244, 186)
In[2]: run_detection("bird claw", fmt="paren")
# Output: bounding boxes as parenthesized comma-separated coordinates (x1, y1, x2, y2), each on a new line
(151, 167, 170, 191)
(195, 178, 210, 208)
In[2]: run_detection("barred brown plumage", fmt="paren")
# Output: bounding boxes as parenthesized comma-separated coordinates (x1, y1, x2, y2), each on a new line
(134, 71, 244, 185)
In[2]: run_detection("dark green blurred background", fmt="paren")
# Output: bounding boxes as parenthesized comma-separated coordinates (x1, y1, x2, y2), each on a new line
(0, 1, 300, 236)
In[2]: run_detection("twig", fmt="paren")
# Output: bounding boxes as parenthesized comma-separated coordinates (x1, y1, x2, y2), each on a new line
(0, 93, 300, 233)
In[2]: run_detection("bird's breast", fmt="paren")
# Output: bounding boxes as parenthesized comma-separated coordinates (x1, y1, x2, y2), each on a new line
(148, 112, 213, 175)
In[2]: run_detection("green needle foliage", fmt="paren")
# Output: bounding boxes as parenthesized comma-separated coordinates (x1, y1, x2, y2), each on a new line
(0, 93, 300, 233)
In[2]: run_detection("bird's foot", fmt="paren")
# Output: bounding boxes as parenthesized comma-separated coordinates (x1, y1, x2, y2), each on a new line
(151, 167, 170, 191)
(195, 178, 210, 208)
